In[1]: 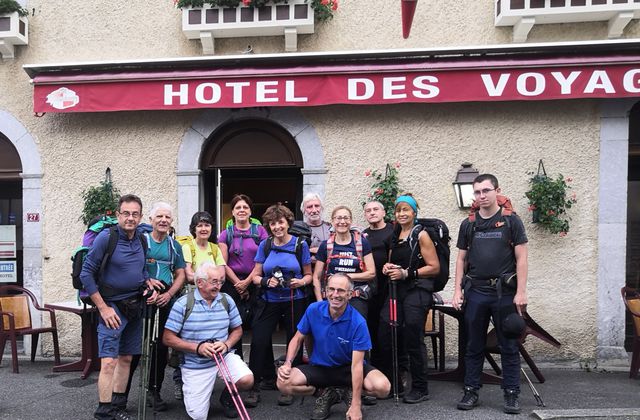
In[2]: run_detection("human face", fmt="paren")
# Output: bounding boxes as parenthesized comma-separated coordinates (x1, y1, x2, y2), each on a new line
(472, 179, 500, 209)
(394, 202, 416, 226)
(325, 275, 352, 311)
(117, 201, 142, 235)
(150, 208, 173, 236)
(197, 268, 225, 301)
(364, 202, 385, 225)
(195, 221, 212, 241)
(232, 199, 251, 224)
(303, 199, 323, 225)
(268, 217, 290, 240)
(331, 209, 352, 234)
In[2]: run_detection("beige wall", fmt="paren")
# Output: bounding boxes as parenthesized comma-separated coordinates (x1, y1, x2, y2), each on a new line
(0, 0, 632, 363)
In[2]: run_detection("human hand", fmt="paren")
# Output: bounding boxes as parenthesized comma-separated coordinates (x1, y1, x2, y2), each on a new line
(346, 404, 362, 420)
(99, 305, 121, 329)
(452, 289, 464, 310)
(289, 278, 305, 289)
(235, 279, 249, 294)
(155, 292, 172, 307)
(277, 363, 291, 382)
(513, 292, 528, 315)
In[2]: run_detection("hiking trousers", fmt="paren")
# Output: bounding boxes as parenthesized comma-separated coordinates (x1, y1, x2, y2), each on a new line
(463, 288, 520, 391)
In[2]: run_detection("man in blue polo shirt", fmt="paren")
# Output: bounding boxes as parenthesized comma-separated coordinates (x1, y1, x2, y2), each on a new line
(163, 262, 254, 420)
(277, 273, 390, 420)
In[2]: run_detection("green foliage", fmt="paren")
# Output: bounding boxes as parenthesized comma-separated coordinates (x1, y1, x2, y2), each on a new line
(525, 172, 577, 236)
(361, 164, 401, 223)
(175, 0, 337, 22)
(80, 180, 121, 226)
(0, 0, 28, 17)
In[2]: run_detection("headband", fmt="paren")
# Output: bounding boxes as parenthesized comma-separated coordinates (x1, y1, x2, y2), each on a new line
(395, 195, 418, 216)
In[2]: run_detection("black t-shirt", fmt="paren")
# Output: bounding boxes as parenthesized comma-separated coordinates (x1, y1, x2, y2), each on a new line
(364, 224, 394, 297)
(456, 209, 528, 279)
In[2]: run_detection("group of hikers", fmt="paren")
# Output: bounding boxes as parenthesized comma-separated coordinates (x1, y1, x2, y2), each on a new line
(79, 172, 528, 420)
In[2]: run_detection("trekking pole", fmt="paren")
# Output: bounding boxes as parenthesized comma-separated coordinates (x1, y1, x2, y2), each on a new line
(150, 307, 160, 418)
(389, 280, 399, 406)
(211, 347, 251, 420)
(137, 303, 155, 419)
(521, 367, 545, 407)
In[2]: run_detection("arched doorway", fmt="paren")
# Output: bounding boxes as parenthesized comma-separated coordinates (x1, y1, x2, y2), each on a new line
(0, 134, 22, 286)
(201, 119, 303, 232)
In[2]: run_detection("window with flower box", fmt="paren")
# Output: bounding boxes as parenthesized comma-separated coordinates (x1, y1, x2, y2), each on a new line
(495, 0, 640, 42)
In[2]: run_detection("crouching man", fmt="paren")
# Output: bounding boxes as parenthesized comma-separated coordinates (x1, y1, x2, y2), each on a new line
(163, 262, 254, 420)
(277, 273, 390, 420)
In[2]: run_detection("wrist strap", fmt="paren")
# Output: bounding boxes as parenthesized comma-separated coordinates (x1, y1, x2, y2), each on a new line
(196, 340, 206, 355)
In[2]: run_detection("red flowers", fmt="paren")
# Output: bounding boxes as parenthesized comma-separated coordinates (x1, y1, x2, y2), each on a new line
(242, 0, 251, 5)
(528, 204, 536, 212)
(559, 232, 567, 237)
(364, 170, 371, 177)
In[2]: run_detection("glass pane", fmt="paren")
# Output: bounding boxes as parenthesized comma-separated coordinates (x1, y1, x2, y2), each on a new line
(205, 9, 219, 24)
(510, 0, 525, 9)
(294, 4, 308, 19)
(188, 9, 201, 25)
(223, 7, 236, 23)
(258, 6, 272, 21)
(276, 4, 289, 20)
(240, 7, 254, 22)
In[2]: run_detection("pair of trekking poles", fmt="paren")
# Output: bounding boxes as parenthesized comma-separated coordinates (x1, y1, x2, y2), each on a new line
(387, 282, 545, 407)
(136, 304, 251, 420)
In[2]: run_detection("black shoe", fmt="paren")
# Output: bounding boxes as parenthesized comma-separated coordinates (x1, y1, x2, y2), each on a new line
(146, 391, 168, 412)
(93, 403, 112, 420)
(310, 387, 342, 420)
(220, 388, 239, 419)
(362, 394, 377, 406)
(503, 389, 521, 414)
(259, 378, 277, 390)
(243, 388, 260, 408)
(402, 388, 429, 404)
(457, 386, 479, 410)
(110, 393, 128, 412)
(113, 409, 133, 420)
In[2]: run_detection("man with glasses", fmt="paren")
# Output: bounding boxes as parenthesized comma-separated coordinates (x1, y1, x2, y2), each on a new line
(277, 273, 390, 420)
(451, 174, 529, 414)
(81, 194, 160, 420)
(163, 262, 253, 420)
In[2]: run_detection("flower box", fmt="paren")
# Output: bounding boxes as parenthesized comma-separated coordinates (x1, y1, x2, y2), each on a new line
(495, 0, 640, 42)
(182, 0, 314, 54)
(0, 11, 27, 59)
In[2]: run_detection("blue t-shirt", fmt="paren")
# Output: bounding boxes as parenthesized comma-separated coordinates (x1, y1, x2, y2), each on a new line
(297, 300, 371, 367)
(254, 235, 311, 303)
(145, 235, 186, 286)
(316, 235, 372, 280)
(164, 289, 241, 369)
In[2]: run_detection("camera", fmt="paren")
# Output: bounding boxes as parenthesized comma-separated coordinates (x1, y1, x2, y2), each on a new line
(272, 266, 290, 288)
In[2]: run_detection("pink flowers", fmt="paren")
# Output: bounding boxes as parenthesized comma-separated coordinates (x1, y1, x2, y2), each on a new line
(364, 170, 371, 177)
(547, 210, 556, 216)
(321, 0, 329, 4)
(528, 204, 536, 212)
(242, 0, 251, 4)
(394, 162, 401, 168)
(559, 232, 567, 237)
(375, 188, 384, 195)
(566, 177, 573, 182)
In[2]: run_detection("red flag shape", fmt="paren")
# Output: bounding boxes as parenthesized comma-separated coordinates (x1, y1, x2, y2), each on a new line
(401, 0, 418, 39)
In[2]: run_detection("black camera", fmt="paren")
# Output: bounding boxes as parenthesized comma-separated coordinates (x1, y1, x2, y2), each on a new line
(272, 266, 290, 288)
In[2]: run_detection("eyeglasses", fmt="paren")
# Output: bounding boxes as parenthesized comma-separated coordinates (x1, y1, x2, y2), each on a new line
(326, 286, 350, 295)
(119, 211, 141, 218)
(200, 278, 224, 286)
(332, 216, 351, 222)
(473, 188, 496, 197)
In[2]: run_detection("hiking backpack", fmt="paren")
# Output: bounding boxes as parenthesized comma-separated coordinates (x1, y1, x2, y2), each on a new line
(71, 215, 148, 304)
(175, 235, 220, 267)
(465, 194, 517, 259)
(138, 222, 178, 278)
(287, 221, 312, 246)
(405, 218, 451, 293)
(323, 229, 366, 279)
(224, 220, 262, 255)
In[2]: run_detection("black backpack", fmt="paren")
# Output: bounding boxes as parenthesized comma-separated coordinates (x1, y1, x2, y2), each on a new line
(405, 218, 451, 293)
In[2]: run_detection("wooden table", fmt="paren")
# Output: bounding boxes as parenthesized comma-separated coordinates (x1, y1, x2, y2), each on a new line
(45, 301, 100, 379)
(429, 303, 502, 385)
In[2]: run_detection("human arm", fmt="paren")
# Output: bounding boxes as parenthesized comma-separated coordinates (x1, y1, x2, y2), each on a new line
(346, 350, 365, 420)
(349, 253, 376, 282)
(452, 249, 467, 310)
(513, 243, 528, 314)
(289, 263, 312, 290)
(277, 330, 306, 382)
(155, 267, 185, 307)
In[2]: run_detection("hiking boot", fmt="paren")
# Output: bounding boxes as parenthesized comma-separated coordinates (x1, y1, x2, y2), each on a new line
(310, 387, 341, 420)
(259, 378, 277, 390)
(403, 388, 429, 404)
(277, 393, 294, 406)
(146, 391, 168, 411)
(220, 389, 239, 419)
(457, 386, 479, 410)
(340, 387, 352, 407)
(113, 409, 134, 420)
(243, 388, 260, 408)
(362, 395, 377, 406)
(110, 393, 127, 412)
(503, 389, 521, 414)
(93, 403, 112, 420)
(173, 381, 183, 400)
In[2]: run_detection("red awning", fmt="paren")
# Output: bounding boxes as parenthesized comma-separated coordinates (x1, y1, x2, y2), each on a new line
(25, 41, 640, 113)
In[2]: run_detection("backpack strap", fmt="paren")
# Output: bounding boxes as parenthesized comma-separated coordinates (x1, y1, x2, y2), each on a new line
(208, 242, 219, 261)
(250, 223, 261, 246)
(225, 225, 234, 249)
(263, 237, 273, 261)
(324, 233, 336, 281)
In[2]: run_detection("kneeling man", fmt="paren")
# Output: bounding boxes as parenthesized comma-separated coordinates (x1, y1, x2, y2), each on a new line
(277, 273, 390, 420)
(163, 262, 253, 420)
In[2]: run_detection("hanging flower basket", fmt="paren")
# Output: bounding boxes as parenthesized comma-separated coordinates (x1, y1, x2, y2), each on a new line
(525, 160, 577, 237)
(79, 168, 121, 226)
(362, 163, 402, 223)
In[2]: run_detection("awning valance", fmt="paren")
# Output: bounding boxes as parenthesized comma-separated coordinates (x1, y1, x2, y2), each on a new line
(25, 40, 640, 113)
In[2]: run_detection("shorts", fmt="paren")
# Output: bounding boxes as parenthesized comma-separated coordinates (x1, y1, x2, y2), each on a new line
(97, 301, 143, 358)
(297, 363, 377, 388)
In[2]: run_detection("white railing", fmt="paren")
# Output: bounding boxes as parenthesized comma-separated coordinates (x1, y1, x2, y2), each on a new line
(182, 0, 314, 54)
(0, 12, 28, 59)
(495, 0, 640, 42)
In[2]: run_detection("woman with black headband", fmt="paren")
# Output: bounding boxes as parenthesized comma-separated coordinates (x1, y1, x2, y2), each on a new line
(379, 194, 440, 404)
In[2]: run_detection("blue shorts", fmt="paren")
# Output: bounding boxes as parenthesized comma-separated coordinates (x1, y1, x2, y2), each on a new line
(97, 302, 143, 358)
